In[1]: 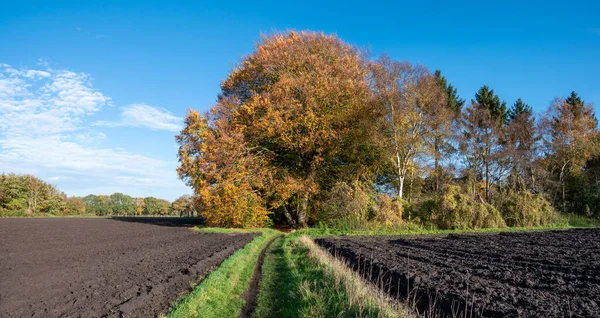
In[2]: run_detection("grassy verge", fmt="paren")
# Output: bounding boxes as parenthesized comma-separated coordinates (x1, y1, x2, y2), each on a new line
(168, 228, 281, 318)
(252, 232, 410, 318)
(304, 215, 599, 237)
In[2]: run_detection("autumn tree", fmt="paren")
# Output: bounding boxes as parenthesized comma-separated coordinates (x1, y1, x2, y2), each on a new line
(134, 197, 145, 215)
(0, 173, 66, 215)
(460, 85, 507, 201)
(172, 194, 197, 217)
(505, 98, 539, 191)
(177, 31, 375, 227)
(177, 107, 274, 227)
(371, 56, 447, 200)
(544, 91, 599, 211)
(426, 70, 464, 193)
(64, 196, 86, 215)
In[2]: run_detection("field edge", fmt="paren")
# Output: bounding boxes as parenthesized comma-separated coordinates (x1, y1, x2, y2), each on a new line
(167, 228, 281, 318)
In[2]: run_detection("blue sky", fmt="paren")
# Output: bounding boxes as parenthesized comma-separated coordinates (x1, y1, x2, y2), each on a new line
(1, 1, 599, 201)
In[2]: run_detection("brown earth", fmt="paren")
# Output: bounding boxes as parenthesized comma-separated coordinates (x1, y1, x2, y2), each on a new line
(316, 228, 600, 318)
(0, 218, 258, 318)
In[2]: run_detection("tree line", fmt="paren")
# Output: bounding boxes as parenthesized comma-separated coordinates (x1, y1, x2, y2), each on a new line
(0, 173, 197, 217)
(177, 31, 599, 229)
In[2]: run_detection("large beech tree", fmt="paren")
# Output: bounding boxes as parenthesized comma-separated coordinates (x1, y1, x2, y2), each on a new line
(177, 31, 375, 226)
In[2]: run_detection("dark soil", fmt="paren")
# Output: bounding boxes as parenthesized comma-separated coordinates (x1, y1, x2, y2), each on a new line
(109, 216, 204, 227)
(239, 235, 280, 318)
(0, 218, 258, 318)
(316, 228, 600, 318)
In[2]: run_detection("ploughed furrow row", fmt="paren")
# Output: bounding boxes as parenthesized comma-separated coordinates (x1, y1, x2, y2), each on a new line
(390, 236, 600, 288)
(316, 228, 600, 318)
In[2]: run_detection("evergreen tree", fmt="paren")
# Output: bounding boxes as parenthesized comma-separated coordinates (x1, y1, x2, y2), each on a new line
(434, 70, 465, 114)
(508, 98, 532, 121)
(474, 85, 507, 124)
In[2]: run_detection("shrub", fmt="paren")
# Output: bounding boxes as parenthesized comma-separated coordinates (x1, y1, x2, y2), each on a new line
(372, 194, 403, 225)
(318, 182, 411, 230)
(498, 190, 559, 227)
(419, 185, 506, 230)
(318, 181, 374, 226)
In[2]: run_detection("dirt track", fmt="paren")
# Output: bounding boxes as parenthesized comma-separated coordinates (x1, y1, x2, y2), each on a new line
(0, 218, 258, 318)
(316, 228, 600, 318)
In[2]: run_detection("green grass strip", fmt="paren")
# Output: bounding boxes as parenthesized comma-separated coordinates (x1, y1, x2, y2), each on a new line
(303, 215, 599, 237)
(168, 228, 281, 318)
(252, 232, 407, 318)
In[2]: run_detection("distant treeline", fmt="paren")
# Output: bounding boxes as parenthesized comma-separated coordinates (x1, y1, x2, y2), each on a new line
(0, 173, 196, 217)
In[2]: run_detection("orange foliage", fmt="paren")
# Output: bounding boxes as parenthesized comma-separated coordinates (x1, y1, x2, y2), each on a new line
(177, 31, 374, 227)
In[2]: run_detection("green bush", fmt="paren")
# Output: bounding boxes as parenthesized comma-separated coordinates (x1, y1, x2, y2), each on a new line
(419, 185, 506, 230)
(498, 190, 559, 227)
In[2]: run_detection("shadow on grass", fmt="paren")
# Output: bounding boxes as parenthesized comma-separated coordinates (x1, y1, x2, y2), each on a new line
(109, 216, 204, 227)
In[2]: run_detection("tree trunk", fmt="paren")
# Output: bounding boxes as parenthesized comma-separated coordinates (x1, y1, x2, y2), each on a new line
(298, 163, 317, 227)
(434, 133, 440, 193)
(409, 166, 414, 203)
(298, 193, 308, 226)
(485, 158, 490, 202)
(398, 176, 404, 199)
(281, 205, 295, 226)
(559, 162, 568, 212)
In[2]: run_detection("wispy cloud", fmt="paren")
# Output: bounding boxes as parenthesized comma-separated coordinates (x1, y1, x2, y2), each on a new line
(95, 104, 182, 132)
(0, 63, 188, 200)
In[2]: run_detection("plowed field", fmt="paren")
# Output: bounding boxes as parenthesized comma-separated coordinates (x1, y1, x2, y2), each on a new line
(0, 218, 258, 318)
(317, 228, 600, 318)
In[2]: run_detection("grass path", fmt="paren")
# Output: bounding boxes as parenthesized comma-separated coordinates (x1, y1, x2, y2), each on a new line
(167, 228, 280, 318)
(252, 233, 408, 318)
(239, 235, 280, 317)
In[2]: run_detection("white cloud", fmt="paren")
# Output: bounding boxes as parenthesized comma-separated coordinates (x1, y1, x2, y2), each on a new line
(24, 70, 51, 79)
(95, 103, 182, 132)
(0, 63, 189, 200)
